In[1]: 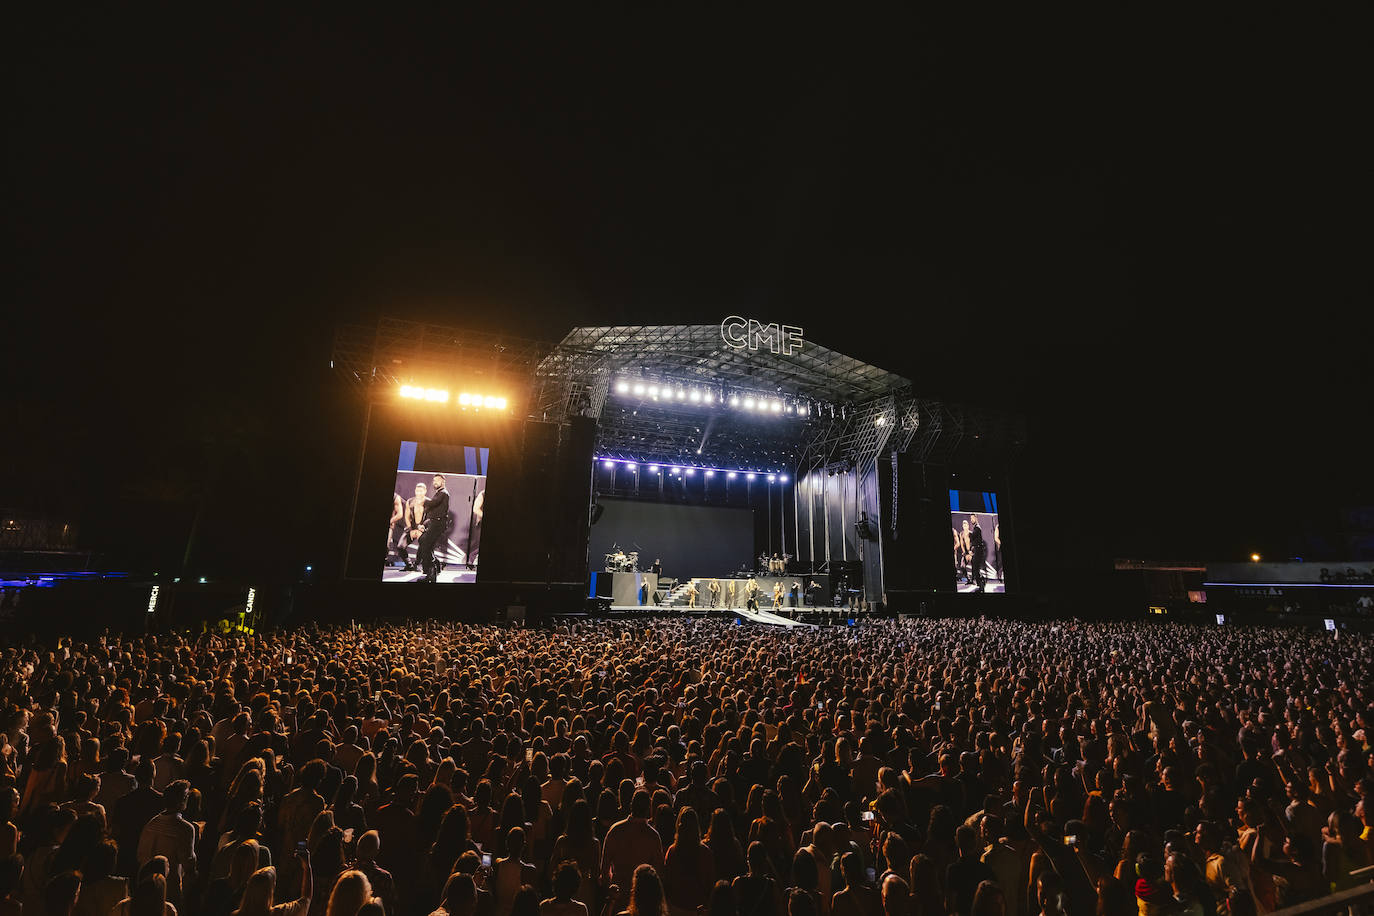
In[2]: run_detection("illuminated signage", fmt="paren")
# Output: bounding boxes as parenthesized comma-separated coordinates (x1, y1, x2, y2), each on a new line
(147, 586, 160, 614)
(721, 316, 804, 355)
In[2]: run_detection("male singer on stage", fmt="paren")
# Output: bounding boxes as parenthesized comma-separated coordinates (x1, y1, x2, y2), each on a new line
(708, 579, 720, 608)
(968, 515, 988, 591)
(416, 474, 451, 583)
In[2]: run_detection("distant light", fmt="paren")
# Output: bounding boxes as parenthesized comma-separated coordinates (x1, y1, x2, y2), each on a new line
(746, 473, 756, 480)
(727, 472, 737, 479)
(876, 416, 886, 425)
(483, 396, 504, 408)
(705, 470, 715, 477)
(1250, 553, 1261, 562)
(743, 398, 756, 410)
(685, 468, 695, 475)
(400, 385, 449, 403)
(603, 460, 615, 468)
(696, 448, 702, 455)
(616, 381, 629, 393)
(305, 566, 312, 572)
(458, 392, 472, 405)
(770, 401, 782, 413)
(689, 389, 701, 403)
(647, 385, 659, 397)
(729, 396, 739, 407)
(780, 475, 789, 482)
(624, 462, 636, 470)
(199, 577, 207, 584)
(676, 389, 686, 400)
(767, 474, 777, 482)
(633, 384, 645, 395)
(648, 464, 659, 472)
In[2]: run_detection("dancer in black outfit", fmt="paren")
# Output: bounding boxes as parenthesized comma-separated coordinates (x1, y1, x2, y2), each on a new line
(968, 515, 988, 591)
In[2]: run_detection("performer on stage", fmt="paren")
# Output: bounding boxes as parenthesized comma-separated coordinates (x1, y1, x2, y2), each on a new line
(651, 557, 663, 577)
(952, 526, 964, 584)
(466, 488, 484, 569)
(401, 481, 430, 571)
(725, 580, 737, 609)
(772, 581, 783, 610)
(388, 493, 406, 567)
(708, 580, 720, 608)
(416, 474, 451, 583)
(745, 576, 759, 607)
(685, 581, 698, 609)
(993, 521, 1002, 581)
(968, 515, 988, 591)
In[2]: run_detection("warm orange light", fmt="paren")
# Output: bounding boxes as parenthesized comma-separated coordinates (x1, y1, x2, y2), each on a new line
(1250, 553, 1261, 562)
(399, 385, 449, 403)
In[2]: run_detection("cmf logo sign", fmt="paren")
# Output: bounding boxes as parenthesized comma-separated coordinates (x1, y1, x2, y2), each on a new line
(720, 316, 804, 355)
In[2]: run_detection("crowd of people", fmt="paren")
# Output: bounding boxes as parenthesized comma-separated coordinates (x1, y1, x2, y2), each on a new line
(0, 616, 1371, 916)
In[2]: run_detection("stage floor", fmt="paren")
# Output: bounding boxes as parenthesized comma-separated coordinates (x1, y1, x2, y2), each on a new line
(607, 605, 864, 627)
(382, 567, 478, 584)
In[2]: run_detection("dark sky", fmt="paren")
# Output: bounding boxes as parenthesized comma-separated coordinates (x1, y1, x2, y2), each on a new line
(8, 9, 1371, 580)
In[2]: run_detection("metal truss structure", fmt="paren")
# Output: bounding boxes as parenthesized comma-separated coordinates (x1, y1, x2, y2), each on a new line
(332, 319, 1023, 471)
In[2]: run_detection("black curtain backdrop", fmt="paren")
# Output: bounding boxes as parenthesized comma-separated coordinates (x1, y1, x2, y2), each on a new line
(588, 497, 754, 581)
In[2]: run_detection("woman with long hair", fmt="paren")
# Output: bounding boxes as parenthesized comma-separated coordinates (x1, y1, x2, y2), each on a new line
(549, 798, 601, 910)
(730, 843, 779, 916)
(324, 870, 373, 916)
(620, 865, 667, 916)
(705, 808, 746, 883)
(234, 856, 313, 916)
(663, 808, 715, 916)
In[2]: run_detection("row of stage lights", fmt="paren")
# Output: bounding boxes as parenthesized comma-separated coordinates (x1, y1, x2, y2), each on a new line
(613, 380, 808, 416)
(599, 458, 788, 483)
(399, 385, 508, 410)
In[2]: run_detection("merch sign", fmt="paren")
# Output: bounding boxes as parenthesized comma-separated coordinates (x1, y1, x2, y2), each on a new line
(721, 316, 804, 355)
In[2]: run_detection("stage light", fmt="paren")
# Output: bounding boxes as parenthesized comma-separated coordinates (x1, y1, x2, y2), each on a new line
(484, 396, 505, 408)
(746, 472, 756, 480)
(743, 398, 755, 410)
(780, 474, 788, 482)
(767, 474, 776, 482)
(603, 460, 615, 468)
(647, 385, 659, 397)
(705, 470, 715, 477)
(676, 389, 686, 400)
(727, 472, 737, 479)
(648, 464, 659, 472)
(876, 416, 886, 425)
(689, 389, 701, 403)
(624, 462, 636, 470)
(400, 385, 450, 403)
(633, 383, 645, 395)
(770, 401, 782, 413)
(685, 468, 695, 475)
(199, 577, 207, 584)
(729, 395, 739, 407)
(1251, 553, 1261, 562)
(458, 392, 472, 405)
(616, 381, 629, 393)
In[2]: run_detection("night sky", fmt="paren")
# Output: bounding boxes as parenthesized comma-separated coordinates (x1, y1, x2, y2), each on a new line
(9, 9, 1371, 583)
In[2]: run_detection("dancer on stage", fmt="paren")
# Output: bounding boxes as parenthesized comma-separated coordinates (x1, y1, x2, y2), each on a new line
(725, 580, 737, 608)
(745, 576, 759, 608)
(684, 580, 698, 608)
(772, 581, 783, 609)
(707, 579, 720, 608)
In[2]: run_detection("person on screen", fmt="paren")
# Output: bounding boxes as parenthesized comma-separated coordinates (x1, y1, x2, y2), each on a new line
(968, 516, 987, 591)
(467, 488, 484, 569)
(388, 494, 406, 567)
(953, 526, 965, 584)
(401, 482, 428, 572)
(960, 519, 973, 584)
(417, 475, 451, 583)
(994, 521, 1002, 581)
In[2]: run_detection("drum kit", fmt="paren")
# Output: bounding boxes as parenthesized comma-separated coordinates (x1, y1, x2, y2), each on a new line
(604, 546, 639, 572)
(760, 553, 792, 575)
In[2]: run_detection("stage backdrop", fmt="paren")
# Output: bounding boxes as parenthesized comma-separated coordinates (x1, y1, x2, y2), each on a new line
(588, 497, 754, 581)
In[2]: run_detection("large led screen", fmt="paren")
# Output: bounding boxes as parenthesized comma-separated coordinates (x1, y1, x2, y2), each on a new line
(950, 490, 1005, 593)
(382, 441, 488, 583)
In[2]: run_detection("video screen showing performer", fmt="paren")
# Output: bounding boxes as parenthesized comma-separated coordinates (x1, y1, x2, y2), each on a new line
(383, 441, 488, 584)
(950, 490, 1005, 593)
